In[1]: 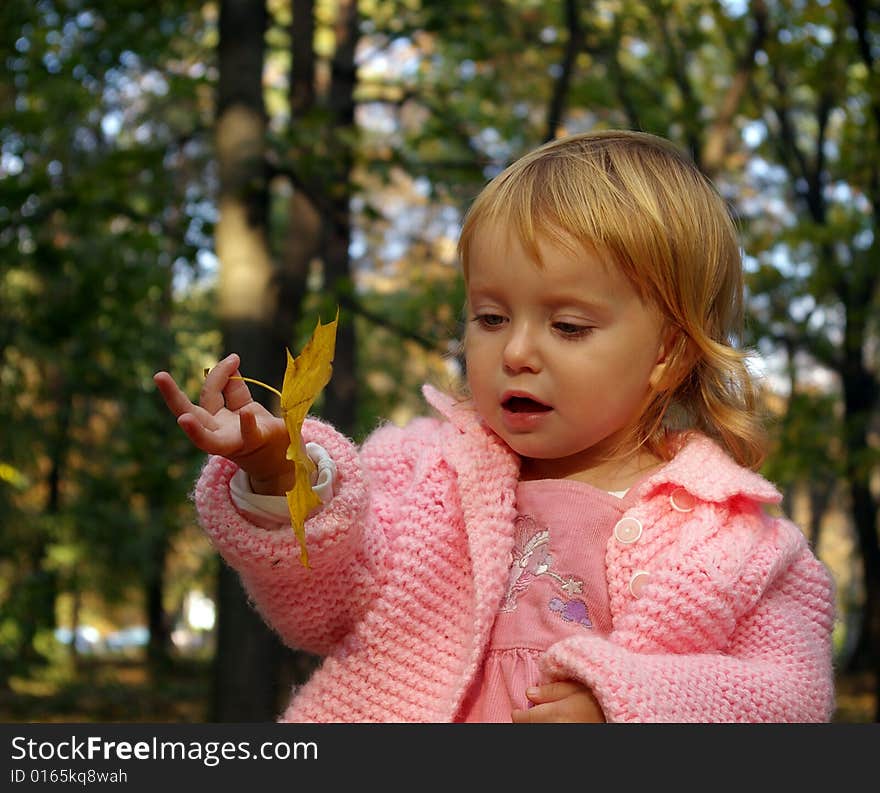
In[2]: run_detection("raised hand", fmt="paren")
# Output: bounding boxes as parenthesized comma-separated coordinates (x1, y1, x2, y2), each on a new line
(153, 353, 295, 495)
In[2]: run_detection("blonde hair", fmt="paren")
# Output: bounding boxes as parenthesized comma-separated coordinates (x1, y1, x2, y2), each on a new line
(457, 129, 767, 470)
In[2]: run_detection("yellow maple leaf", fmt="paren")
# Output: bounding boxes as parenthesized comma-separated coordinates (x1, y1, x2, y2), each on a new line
(222, 310, 339, 569)
(281, 310, 339, 568)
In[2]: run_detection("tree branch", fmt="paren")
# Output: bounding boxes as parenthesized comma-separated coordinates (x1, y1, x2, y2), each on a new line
(845, 0, 880, 218)
(543, 0, 584, 142)
(290, 0, 316, 118)
(653, 7, 703, 163)
(701, 0, 768, 176)
(337, 293, 449, 355)
(767, 65, 824, 222)
(605, 13, 643, 129)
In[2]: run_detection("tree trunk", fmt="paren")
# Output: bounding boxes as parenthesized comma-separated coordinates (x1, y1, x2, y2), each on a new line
(211, 564, 285, 721)
(144, 215, 177, 673)
(319, 0, 359, 433)
(836, 292, 880, 724)
(19, 372, 68, 666)
(836, 353, 880, 720)
(212, 0, 287, 722)
(273, 0, 320, 356)
(145, 502, 170, 673)
(843, 0, 880, 720)
(806, 481, 832, 552)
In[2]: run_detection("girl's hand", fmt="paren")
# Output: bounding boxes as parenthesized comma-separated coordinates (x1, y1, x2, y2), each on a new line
(511, 681, 606, 723)
(153, 354, 295, 495)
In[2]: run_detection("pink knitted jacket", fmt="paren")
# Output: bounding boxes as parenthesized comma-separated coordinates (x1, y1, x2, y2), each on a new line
(194, 385, 836, 722)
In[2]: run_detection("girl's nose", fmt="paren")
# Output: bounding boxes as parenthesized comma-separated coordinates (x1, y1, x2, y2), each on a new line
(502, 325, 541, 373)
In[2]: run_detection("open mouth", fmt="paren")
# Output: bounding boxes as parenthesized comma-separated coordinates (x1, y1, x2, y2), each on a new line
(502, 395, 552, 413)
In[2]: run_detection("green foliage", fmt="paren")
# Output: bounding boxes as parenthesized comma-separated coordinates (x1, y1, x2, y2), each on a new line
(0, 0, 216, 670)
(1, 0, 877, 708)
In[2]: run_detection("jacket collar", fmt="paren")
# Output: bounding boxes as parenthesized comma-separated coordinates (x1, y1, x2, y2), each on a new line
(422, 384, 484, 434)
(631, 433, 781, 504)
(423, 384, 780, 506)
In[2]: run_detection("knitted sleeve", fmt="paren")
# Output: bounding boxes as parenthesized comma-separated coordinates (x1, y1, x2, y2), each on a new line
(540, 515, 837, 722)
(193, 414, 449, 657)
(194, 416, 384, 656)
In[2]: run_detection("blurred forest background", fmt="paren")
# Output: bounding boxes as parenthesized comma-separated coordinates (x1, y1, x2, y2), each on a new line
(1, 0, 878, 723)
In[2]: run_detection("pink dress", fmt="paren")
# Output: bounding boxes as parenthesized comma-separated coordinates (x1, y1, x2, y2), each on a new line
(456, 479, 625, 722)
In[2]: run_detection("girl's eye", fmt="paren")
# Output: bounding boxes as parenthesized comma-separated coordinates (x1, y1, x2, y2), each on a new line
(472, 314, 506, 329)
(553, 322, 592, 338)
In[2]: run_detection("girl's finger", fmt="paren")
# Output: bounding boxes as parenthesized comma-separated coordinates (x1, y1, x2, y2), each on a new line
(511, 703, 558, 724)
(525, 681, 581, 704)
(175, 413, 216, 452)
(155, 371, 221, 431)
(200, 354, 241, 413)
(222, 367, 257, 412)
(238, 407, 262, 449)
(510, 707, 533, 724)
(176, 413, 235, 455)
(154, 371, 197, 418)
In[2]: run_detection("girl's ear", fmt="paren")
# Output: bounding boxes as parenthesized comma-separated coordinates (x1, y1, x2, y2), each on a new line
(649, 325, 689, 392)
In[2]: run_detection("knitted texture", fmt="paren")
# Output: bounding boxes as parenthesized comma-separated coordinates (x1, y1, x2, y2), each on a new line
(194, 385, 836, 722)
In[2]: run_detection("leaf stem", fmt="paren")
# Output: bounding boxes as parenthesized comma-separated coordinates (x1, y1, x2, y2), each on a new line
(230, 376, 283, 400)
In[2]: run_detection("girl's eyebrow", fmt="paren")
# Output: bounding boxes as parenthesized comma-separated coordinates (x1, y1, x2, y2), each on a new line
(465, 283, 504, 301)
(542, 291, 610, 308)
(534, 285, 617, 312)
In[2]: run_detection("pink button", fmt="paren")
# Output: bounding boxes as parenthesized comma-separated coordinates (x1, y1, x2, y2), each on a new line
(613, 517, 643, 544)
(670, 487, 696, 513)
(629, 570, 650, 598)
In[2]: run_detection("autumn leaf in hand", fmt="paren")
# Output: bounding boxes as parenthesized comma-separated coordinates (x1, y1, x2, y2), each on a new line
(225, 310, 339, 568)
(280, 310, 339, 568)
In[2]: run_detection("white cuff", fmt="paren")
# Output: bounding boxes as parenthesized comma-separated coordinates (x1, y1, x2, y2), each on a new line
(229, 442, 337, 524)
(308, 442, 337, 502)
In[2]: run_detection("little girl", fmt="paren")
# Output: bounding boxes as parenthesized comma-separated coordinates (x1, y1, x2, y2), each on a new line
(155, 130, 836, 723)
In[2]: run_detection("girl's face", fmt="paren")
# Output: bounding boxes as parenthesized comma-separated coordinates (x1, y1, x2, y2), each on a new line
(464, 223, 671, 488)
